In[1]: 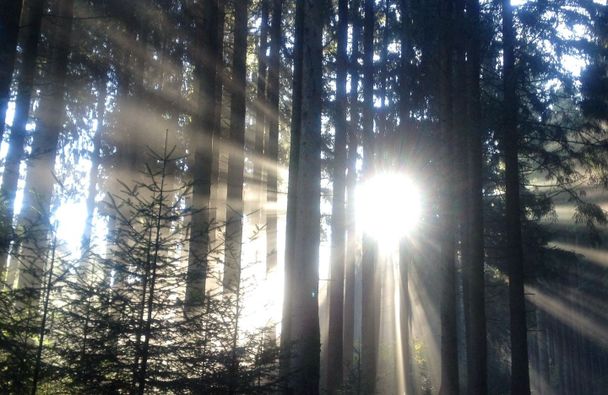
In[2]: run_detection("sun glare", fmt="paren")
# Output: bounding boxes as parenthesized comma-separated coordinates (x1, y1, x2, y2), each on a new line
(356, 173, 422, 245)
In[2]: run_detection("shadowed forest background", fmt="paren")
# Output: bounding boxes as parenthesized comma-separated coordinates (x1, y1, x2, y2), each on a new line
(0, 0, 607, 394)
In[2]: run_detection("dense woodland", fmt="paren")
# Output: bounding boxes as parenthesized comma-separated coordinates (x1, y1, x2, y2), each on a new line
(0, 0, 607, 394)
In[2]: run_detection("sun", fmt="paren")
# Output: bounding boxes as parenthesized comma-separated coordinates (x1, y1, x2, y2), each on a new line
(356, 172, 422, 245)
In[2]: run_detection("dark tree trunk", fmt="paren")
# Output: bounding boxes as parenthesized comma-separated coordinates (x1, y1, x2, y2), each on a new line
(17, 0, 74, 296)
(342, 0, 361, 380)
(280, 0, 303, 384)
(283, 1, 323, 393)
(254, 0, 269, 226)
(224, 2, 247, 388)
(463, 0, 487, 394)
(185, 0, 221, 308)
(502, 1, 531, 394)
(361, 0, 378, 392)
(0, 0, 44, 279)
(326, 0, 348, 393)
(438, 1, 459, 394)
(398, 1, 416, 393)
(266, 0, 282, 273)
(0, 0, 23, 137)
(224, 0, 248, 294)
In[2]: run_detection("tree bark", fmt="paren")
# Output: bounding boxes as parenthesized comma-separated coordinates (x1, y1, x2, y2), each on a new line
(0, 0, 23, 137)
(266, 0, 282, 273)
(502, 1, 531, 394)
(280, 0, 303, 384)
(326, 0, 348, 392)
(254, 0, 269, 229)
(0, 0, 44, 280)
(438, 1, 459, 394)
(342, 0, 361, 380)
(224, 0, 248, 295)
(17, 0, 74, 297)
(398, 1, 416, 393)
(463, 0, 487, 394)
(81, 74, 106, 256)
(283, 1, 323, 393)
(361, 0, 378, 392)
(185, 0, 221, 308)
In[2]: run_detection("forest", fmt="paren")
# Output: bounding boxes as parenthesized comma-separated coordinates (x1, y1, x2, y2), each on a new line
(0, 0, 607, 394)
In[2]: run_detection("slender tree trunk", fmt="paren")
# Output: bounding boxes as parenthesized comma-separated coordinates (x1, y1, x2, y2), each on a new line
(463, 0, 487, 394)
(280, 0, 303, 384)
(266, 0, 282, 273)
(17, 0, 74, 297)
(81, 74, 106, 255)
(0, 0, 23, 137)
(326, 0, 348, 393)
(185, 0, 221, 308)
(208, 0, 226, 265)
(502, 1, 531, 394)
(342, 0, 361, 380)
(254, 0, 269, 228)
(438, 1, 459, 394)
(0, 0, 44, 280)
(398, 1, 416, 393)
(224, 0, 247, 295)
(225, 2, 248, 389)
(361, 0, 378, 392)
(284, 1, 323, 393)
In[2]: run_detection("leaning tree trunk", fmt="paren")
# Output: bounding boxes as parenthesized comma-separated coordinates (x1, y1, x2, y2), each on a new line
(283, 0, 323, 393)
(502, 1, 531, 394)
(326, 0, 348, 393)
(17, 0, 74, 299)
(0, 0, 44, 280)
(0, 0, 23, 138)
(185, 0, 221, 308)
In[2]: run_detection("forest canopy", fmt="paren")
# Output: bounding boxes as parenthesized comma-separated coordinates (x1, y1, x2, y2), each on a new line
(0, 0, 607, 394)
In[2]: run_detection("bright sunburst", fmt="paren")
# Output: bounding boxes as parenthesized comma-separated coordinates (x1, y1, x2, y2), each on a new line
(356, 172, 422, 245)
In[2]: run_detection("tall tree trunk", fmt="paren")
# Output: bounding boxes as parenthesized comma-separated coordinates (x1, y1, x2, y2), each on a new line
(502, 1, 531, 394)
(0, 0, 44, 280)
(185, 0, 221, 308)
(398, 1, 415, 393)
(280, 0, 303, 384)
(17, 0, 74, 297)
(326, 0, 348, 393)
(361, 0, 379, 393)
(208, 0, 226, 270)
(342, 0, 361, 380)
(81, 74, 106, 256)
(254, 0, 269, 229)
(438, 1, 459, 394)
(283, 0, 323, 393)
(266, 0, 282, 273)
(0, 0, 23, 137)
(224, 1, 247, 389)
(224, 0, 247, 295)
(463, 0, 487, 393)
